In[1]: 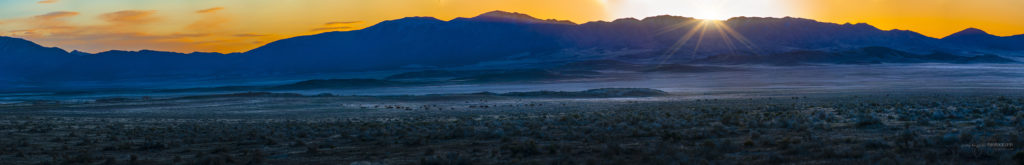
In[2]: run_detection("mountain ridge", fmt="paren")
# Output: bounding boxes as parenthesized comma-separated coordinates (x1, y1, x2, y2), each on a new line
(7, 11, 1022, 54)
(1, 10, 1021, 90)
(941, 27, 1024, 51)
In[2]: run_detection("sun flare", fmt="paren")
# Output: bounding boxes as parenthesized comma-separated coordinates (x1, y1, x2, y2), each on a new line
(694, 9, 729, 20)
(606, 0, 792, 22)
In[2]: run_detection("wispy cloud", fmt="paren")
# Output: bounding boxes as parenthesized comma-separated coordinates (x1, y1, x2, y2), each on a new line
(2, 7, 270, 53)
(4, 29, 36, 36)
(23, 11, 79, 33)
(100, 10, 160, 24)
(325, 21, 362, 26)
(37, 0, 59, 4)
(310, 26, 351, 32)
(309, 20, 361, 32)
(196, 7, 225, 14)
(34, 11, 79, 20)
(2, 9, 215, 53)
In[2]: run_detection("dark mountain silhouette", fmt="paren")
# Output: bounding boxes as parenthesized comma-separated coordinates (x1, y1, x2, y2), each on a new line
(471, 11, 575, 25)
(696, 47, 1015, 65)
(244, 12, 571, 72)
(44, 50, 241, 81)
(942, 28, 1024, 51)
(565, 17, 949, 57)
(0, 11, 1022, 90)
(0, 37, 73, 79)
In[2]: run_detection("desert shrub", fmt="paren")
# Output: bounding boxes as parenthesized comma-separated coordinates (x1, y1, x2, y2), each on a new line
(137, 142, 167, 151)
(129, 154, 138, 164)
(1013, 150, 1024, 165)
(856, 115, 884, 128)
(102, 156, 116, 165)
(420, 152, 471, 165)
(894, 130, 917, 148)
(959, 133, 974, 144)
(244, 149, 267, 165)
(957, 145, 997, 159)
(861, 139, 891, 149)
(501, 140, 541, 157)
(63, 153, 97, 164)
(306, 146, 319, 154)
(196, 154, 236, 165)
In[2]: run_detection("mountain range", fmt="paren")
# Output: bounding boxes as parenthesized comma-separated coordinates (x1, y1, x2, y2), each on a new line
(1, 11, 1022, 90)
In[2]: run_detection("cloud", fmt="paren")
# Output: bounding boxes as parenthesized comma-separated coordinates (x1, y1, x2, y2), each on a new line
(308, 20, 361, 33)
(37, 0, 58, 4)
(34, 11, 79, 20)
(234, 33, 269, 37)
(187, 7, 231, 31)
(2, 8, 259, 53)
(3, 9, 210, 53)
(4, 30, 36, 36)
(325, 21, 362, 26)
(310, 26, 351, 32)
(20, 11, 79, 33)
(196, 7, 225, 14)
(13, 29, 210, 53)
(100, 10, 160, 24)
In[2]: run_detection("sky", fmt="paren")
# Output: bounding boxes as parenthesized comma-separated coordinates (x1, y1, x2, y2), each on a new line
(1, 0, 1022, 53)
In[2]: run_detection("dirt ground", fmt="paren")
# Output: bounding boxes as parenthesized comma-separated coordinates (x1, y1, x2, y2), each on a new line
(1, 89, 1023, 164)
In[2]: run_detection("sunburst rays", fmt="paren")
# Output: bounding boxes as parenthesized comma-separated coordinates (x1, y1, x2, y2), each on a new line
(657, 19, 760, 66)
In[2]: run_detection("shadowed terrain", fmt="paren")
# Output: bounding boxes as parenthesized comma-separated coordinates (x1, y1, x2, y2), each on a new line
(1, 88, 1023, 164)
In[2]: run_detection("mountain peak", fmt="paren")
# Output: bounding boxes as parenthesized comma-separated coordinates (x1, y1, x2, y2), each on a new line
(364, 16, 444, 31)
(958, 27, 988, 34)
(944, 27, 993, 39)
(69, 50, 91, 55)
(387, 17, 444, 24)
(469, 10, 574, 24)
(0, 36, 68, 56)
(0, 36, 38, 46)
(475, 10, 536, 20)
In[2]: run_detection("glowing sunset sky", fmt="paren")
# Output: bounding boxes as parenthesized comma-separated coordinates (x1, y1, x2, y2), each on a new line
(1, 0, 1022, 53)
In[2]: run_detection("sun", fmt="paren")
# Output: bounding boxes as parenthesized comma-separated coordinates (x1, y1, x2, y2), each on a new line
(605, 0, 791, 21)
(694, 9, 729, 21)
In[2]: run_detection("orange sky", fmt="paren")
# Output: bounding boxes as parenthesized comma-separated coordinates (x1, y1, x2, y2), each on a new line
(1, 0, 1022, 53)
(794, 0, 1024, 39)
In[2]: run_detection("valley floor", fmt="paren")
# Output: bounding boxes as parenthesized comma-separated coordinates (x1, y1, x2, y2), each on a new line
(1, 89, 1024, 164)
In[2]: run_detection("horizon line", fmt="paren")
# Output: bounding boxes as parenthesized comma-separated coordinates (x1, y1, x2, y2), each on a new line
(5, 10, 1020, 54)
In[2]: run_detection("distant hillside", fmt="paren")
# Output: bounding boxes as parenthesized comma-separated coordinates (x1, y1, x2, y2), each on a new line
(0, 37, 73, 80)
(159, 79, 421, 92)
(942, 28, 1024, 51)
(1, 11, 1022, 90)
(696, 47, 1016, 65)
